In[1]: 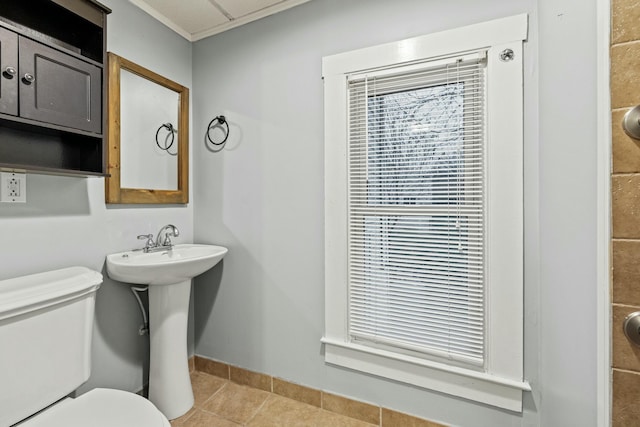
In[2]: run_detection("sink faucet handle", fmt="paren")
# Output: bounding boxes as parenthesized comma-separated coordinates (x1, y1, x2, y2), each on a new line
(137, 234, 155, 250)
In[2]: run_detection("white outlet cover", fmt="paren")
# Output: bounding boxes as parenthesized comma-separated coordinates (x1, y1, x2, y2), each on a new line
(0, 172, 26, 203)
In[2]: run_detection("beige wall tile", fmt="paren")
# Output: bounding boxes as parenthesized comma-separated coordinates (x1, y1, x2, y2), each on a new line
(230, 366, 272, 392)
(613, 369, 640, 426)
(613, 304, 640, 371)
(613, 110, 640, 173)
(272, 377, 321, 407)
(611, 43, 640, 109)
(381, 408, 447, 427)
(613, 240, 640, 304)
(195, 356, 230, 379)
(612, 0, 640, 44)
(612, 175, 640, 238)
(322, 392, 380, 425)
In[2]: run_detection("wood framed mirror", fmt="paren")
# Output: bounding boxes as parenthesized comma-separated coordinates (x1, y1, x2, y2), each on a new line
(105, 53, 189, 204)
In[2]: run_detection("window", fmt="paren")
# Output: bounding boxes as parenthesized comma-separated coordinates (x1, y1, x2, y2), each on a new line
(349, 55, 486, 366)
(322, 15, 529, 411)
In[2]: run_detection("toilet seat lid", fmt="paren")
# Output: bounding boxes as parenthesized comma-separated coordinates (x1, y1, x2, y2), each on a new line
(17, 388, 170, 427)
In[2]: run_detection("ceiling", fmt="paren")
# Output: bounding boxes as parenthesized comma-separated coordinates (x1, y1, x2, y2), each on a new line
(129, 0, 312, 42)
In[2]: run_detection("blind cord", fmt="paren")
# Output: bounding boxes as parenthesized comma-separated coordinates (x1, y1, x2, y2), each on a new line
(205, 115, 230, 149)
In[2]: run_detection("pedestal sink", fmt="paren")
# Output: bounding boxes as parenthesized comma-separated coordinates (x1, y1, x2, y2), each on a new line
(106, 244, 227, 420)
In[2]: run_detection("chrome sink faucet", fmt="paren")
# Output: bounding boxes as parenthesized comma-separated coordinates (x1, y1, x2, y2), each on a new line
(136, 224, 180, 253)
(156, 224, 180, 247)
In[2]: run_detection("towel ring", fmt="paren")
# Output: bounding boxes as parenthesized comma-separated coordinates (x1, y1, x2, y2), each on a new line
(156, 123, 177, 156)
(205, 115, 230, 147)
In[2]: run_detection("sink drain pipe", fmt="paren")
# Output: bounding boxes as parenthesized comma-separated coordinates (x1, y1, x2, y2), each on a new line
(131, 286, 149, 335)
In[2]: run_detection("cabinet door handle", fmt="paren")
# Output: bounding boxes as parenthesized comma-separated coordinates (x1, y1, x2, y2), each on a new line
(22, 73, 35, 85)
(2, 67, 17, 79)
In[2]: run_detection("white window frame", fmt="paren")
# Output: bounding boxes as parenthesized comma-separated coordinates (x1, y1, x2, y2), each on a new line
(322, 14, 530, 412)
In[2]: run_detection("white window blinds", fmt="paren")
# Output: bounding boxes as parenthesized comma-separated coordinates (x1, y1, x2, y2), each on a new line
(347, 54, 487, 366)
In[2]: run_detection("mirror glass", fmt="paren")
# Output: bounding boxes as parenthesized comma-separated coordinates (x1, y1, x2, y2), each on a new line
(106, 53, 189, 204)
(120, 69, 178, 190)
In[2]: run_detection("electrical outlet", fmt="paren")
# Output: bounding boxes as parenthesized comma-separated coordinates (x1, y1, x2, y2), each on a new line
(8, 177, 19, 196)
(1, 172, 26, 203)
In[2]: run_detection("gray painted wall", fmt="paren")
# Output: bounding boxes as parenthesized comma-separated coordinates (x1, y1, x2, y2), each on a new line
(192, 0, 601, 425)
(189, 0, 602, 426)
(0, 0, 600, 424)
(537, 0, 599, 425)
(0, 0, 193, 396)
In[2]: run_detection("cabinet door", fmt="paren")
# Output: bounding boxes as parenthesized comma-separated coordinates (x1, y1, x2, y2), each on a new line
(19, 36, 101, 134)
(0, 27, 18, 116)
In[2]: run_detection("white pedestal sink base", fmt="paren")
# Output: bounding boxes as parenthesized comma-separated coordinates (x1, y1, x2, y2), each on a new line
(148, 280, 193, 420)
(105, 244, 228, 420)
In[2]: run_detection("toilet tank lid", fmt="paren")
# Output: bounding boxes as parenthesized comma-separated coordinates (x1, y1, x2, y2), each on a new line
(0, 267, 102, 321)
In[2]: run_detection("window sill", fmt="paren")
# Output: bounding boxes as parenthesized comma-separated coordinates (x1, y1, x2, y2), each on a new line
(321, 337, 530, 412)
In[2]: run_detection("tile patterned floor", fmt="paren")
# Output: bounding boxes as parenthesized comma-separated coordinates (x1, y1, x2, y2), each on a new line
(170, 371, 376, 427)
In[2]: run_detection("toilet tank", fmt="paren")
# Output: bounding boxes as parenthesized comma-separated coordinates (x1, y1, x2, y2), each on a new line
(0, 267, 102, 427)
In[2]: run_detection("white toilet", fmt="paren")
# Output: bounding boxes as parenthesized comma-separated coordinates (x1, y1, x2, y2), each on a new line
(0, 266, 170, 427)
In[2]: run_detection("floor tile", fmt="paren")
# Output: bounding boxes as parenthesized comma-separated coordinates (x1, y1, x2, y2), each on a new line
(182, 409, 242, 427)
(170, 406, 197, 425)
(314, 409, 378, 427)
(191, 371, 228, 406)
(172, 367, 443, 426)
(248, 395, 320, 427)
(202, 382, 270, 424)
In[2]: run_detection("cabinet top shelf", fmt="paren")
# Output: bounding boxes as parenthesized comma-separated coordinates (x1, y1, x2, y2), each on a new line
(51, 0, 111, 27)
(62, 0, 112, 15)
(0, 0, 109, 63)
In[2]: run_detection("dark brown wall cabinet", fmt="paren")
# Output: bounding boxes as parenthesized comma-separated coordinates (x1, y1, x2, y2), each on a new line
(0, 0, 110, 176)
